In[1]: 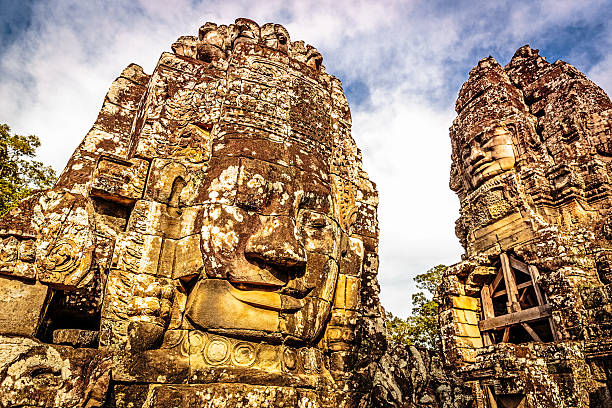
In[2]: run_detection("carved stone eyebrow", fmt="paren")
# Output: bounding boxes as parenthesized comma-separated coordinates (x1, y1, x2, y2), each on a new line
(298, 190, 331, 211)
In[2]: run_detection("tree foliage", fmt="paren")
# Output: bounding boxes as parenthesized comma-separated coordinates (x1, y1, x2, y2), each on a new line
(386, 264, 447, 350)
(0, 124, 56, 215)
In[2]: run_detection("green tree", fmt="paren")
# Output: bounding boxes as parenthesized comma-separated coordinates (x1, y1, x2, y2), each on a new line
(0, 124, 56, 215)
(386, 264, 447, 350)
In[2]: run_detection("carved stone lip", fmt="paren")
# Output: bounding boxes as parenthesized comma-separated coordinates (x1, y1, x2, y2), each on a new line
(471, 159, 493, 176)
(229, 283, 304, 311)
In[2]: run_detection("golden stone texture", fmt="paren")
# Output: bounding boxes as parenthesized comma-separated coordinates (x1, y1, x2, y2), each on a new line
(0, 19, 394, 407)
(441, 46, 612, 407)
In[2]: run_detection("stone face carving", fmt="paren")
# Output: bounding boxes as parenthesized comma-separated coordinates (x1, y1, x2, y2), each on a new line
(462, 125, 516, 189)
(183, 138, 341, 343)
(0, 19, 398, 407)
(0, 336, 111, 408)
(441, 46, 612, 407)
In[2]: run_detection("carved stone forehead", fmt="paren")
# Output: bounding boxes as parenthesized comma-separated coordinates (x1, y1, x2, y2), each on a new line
(456, 121, 510, 144)
(211, 134, 331, 178)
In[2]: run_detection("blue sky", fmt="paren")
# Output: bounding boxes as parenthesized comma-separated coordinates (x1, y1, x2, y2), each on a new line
(1, 0, 611, 316)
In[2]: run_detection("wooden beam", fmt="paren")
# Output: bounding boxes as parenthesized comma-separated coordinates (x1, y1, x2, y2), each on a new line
(518, 287, 528, 303)
(509, 255, 530, 275)
(481, 285, 495, 346)
(521, 322, 543, 342)
(518, 286, 538, 308)
(502, 327, 510, 343)
(549, 318, 560, 342)
(528, 264, 559, 341)
(486, 386, 498, 408)
(490, 268, 504, 293)
(523, 292, 538, 309)
(479, 305, 552, 331)
(527, 265, 545, 306)
(500, 253, 520, 312)
(492, 281, 532, 298)
(481, 286, 495, 319)
(482, 331, 493, 346)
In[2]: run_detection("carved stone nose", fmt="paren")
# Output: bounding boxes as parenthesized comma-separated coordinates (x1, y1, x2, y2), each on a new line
(468, 145, 485, 164)
(244, 216, 307, 268)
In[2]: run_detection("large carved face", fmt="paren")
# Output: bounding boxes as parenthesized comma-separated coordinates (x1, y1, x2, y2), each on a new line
(185, 138, 340, 343)
(462, 125, 516, 188)
(0, 338, 110, 408)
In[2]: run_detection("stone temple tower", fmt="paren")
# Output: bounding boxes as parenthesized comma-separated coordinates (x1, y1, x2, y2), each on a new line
(0, 19, 395, 407)
(440, 45, 612, 407)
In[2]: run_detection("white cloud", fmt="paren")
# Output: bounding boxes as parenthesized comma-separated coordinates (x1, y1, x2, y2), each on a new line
(0, 0, 610, 317)
(589, 55, 612, 98)
(352, 89, 462, 314)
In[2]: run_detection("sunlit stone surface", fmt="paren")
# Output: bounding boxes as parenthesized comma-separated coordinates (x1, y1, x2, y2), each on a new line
(0, 19, 406, 407)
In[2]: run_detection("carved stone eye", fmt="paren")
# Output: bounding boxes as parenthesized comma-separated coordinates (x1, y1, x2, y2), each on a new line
(26, 365, 62, 387)
(299, 209, 328, 230)
(308, 218, 327, 229)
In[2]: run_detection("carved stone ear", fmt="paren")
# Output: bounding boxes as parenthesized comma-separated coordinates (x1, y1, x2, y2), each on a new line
(449, 159, 463, 193)
(596, 251, 612, 284)
(144, 160, 188, 205)
(275, 24, 290, 54)
(340, 231, 349, 257)
(36, 191, 96, 290)
(505, 122, 517, 140)
(275, 24, 290, 44)
(503, 122, 523, 158)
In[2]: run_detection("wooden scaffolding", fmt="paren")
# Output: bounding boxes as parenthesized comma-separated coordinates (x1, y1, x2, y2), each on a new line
(479, 253, 558, 345)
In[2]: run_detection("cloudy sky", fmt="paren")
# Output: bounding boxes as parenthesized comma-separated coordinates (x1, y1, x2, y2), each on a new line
(1, 0, 611, 316)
